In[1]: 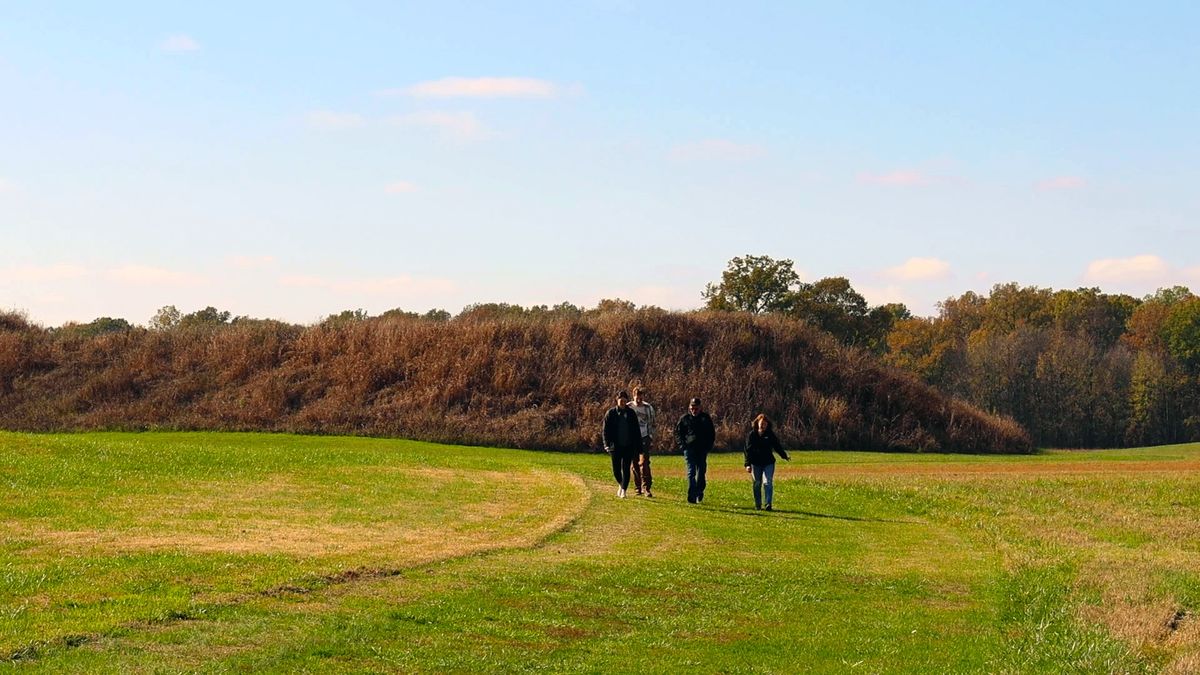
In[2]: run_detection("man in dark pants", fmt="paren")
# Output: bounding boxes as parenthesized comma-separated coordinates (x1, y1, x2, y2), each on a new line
(602, 390, 643, 499)
(675, 397, 715, 504)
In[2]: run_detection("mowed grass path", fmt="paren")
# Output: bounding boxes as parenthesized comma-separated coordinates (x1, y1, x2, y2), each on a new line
(5, 433, 1200, 672)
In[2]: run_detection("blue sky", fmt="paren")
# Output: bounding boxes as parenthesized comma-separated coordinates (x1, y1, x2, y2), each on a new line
(2, 1, 1198, 325)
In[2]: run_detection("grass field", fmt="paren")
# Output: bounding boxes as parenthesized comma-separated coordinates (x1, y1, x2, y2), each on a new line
(5, 432, 1200, 672)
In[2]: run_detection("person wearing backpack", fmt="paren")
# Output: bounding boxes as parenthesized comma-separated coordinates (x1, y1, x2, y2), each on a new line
(744, 413, 790, 511)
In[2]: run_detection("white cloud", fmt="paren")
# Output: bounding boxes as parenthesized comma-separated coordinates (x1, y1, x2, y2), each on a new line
(384, 181, 418, 194)
(669, 139, 767, 162)
(389, 111, 490, 142)
(0, 264, 89, 285)
(855, 283, 916, 309)
(226, 255, 277, 270)
(305, 110, 365, 129)
(107, 265, 208, 287)
(1083, 254, 1171, 284)
(882, 257, 952, 282)
(1036, 175, 1087, 191)
(159, 34, 201, 53)
(279, 274, 456, 296)
(385, 77, 563, 99)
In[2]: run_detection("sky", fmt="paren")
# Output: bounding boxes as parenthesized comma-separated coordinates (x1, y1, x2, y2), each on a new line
(2, 1, 1198, 326)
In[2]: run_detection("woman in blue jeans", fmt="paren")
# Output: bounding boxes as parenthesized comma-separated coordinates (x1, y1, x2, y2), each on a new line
(744, 414, 789, 510)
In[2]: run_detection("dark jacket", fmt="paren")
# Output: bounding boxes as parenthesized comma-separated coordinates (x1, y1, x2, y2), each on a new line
(675, 412, 715, 455)
(744, 429, 789, 467)
(603, 406, 644, 454)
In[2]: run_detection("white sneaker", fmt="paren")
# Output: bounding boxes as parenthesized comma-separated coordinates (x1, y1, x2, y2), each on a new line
(619, 488, 627, 498)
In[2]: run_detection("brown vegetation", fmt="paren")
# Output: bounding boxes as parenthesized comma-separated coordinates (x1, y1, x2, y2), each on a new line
(0, 310, 1030, 453)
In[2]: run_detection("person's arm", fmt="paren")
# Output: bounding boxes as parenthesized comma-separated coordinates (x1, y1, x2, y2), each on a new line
(647, 404, 656, 440)
(744, 432, 754, 472)
(601, 409, 614, 452)
(773, 432, 789, 461)
(674, 416, 686, 450)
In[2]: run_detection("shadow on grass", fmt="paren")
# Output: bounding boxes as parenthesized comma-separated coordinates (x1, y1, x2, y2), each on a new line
(707, 504, 923, 525)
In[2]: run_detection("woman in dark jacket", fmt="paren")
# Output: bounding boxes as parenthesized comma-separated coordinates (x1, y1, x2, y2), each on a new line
(744, 414, 789, 511)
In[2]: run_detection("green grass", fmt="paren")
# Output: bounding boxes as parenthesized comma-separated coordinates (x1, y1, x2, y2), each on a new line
(5, 432, 1200, 672)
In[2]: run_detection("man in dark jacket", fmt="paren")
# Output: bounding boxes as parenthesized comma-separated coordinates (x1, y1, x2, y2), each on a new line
(675, 397, 715, 504)
(602, 390, 643, 498)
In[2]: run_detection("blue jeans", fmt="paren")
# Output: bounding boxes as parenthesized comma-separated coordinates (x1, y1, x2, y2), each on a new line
(685, 452, 707, 503)
(751, 462, 775, 508)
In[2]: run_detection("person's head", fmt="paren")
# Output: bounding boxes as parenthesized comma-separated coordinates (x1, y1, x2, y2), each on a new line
(753, 413, 772, 433)
(688, 397, 702, 414)
(632, 385, 646, 403)
(616, 390, 630, 408)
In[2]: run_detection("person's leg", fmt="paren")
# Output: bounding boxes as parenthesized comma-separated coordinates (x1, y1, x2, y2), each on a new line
(685, 453, 697, 503)
(611, 451, 623, 493)
(763, 462, 775, 509)
(751, 464, 764, 509)
(696, 454, 707, 502)
(631, 449, 644, 494)
(619, 451, 633, 492)
(642, 446, 653, 496)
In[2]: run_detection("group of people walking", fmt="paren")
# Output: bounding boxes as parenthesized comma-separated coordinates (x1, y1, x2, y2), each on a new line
(602, 389, 790, 510)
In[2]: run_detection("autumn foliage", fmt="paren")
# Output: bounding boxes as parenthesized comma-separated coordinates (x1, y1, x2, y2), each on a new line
(0, 309, 1030, 453)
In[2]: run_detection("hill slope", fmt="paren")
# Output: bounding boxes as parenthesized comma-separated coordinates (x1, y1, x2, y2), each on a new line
(0, 311, 1030, 453)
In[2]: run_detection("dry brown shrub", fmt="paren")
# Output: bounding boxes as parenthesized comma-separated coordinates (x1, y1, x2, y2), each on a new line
(0, 311, 1032, 453)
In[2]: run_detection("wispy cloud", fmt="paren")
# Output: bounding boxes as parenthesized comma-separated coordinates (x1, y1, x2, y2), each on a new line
(384, 77, 564, 99)
(1036, 175, 1087, 191)
(0, 264, 89, 285)
(857, 170, 935, 187)
(882, 257, 952, 282)
(669, 139, 766, 162)
(107, 265, 207, 287)
(159, 34, 201, 53)
(1083, 254, 1170, 284)
(384, 181, 418, 194)
(279, 273, 456, 296)
(389, 111, 490, 142)
(305, 110, 366, 129)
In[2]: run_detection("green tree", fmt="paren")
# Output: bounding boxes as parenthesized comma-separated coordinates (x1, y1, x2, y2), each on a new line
(790, 277, 870, 344)
(1164, 297, 1200, 371)
(62, 317, 132, 338)
(149, 305, 181, 330)
(179, 306, 232, 327)
(703, 255, 800, 314)
(324, 308, 371, 324)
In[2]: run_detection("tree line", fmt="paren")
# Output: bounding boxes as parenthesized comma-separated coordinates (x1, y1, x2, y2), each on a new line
(703, 255, 1200, 448)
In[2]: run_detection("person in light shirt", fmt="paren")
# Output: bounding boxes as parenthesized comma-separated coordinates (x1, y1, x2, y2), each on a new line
(627, 385, 656, 497)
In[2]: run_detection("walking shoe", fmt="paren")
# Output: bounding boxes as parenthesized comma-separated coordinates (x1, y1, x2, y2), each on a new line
(646, 490, 654, 498)
(635, 490, 643, 496)
(764, 504, 772, 511)
(618, 488, 627, 498)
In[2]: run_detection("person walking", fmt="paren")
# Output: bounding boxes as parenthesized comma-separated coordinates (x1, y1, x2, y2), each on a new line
(602, 390, 643, 498)
(675, 397, 715, 504)
(628, 385, 656, 497)
(744, 413, 790, 511)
